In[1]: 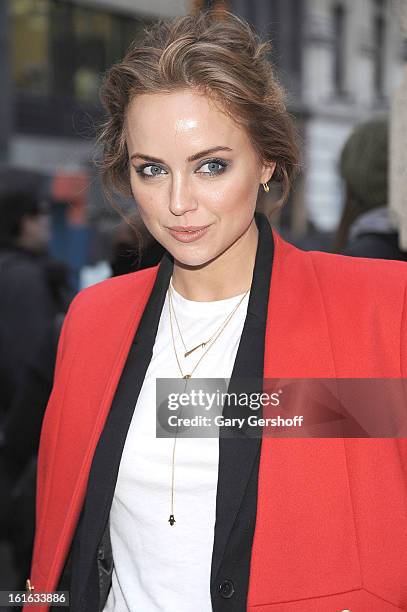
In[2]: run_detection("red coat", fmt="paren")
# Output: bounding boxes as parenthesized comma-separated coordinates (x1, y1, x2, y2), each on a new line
(26, 229, 407, 611)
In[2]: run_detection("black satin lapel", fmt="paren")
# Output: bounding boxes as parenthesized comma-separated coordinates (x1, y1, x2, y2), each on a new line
(210, 213, 274, 592)
(71, 252, 174, 609)
(132, 251, 174, 345)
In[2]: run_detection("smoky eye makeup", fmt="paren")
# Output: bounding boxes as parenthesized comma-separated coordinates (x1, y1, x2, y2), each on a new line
(133, 157, 231, 179)
(134, 163, 166, 178)
(196, 158, 230, 176)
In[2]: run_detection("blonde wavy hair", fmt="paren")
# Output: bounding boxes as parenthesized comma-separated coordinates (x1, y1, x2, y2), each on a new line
(98, 9, 300, 206)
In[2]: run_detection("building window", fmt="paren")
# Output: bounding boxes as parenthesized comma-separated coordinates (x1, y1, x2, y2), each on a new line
(11, 0, 149, 104)
(11, 0, 50, 96)
(372, 0, 386, 98)
(332, 4, 346, 96)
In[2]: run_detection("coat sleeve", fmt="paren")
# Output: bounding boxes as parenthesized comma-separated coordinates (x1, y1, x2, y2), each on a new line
(402, 279, 407, 377)
(396, 278, 407, 482)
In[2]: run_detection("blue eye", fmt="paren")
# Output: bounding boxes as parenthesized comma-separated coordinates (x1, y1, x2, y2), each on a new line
(198, 159, 229, 176)
(134, 158, 229, 180)
(135, 164, 166, 178)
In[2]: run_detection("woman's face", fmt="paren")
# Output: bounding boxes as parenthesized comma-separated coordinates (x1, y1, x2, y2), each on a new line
(125, 88, 274, 267)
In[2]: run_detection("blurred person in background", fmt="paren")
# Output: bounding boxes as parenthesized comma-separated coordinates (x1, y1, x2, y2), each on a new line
(333, 118, 407, 262)
(0, 169, 74, 590)
(0, 314, 65, 592)
(0, 169, 72, 418)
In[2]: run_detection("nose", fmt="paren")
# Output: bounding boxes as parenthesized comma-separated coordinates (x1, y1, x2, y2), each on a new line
(168, 174, 198, 217)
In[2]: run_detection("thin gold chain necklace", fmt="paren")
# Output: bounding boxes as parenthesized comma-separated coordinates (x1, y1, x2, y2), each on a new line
(166, 282, 250, 526)
(168, 280, 250, 361)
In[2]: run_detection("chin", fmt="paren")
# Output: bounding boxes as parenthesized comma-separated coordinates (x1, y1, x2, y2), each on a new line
(171, 250, 214, 268)
(171, 242, 230, 268)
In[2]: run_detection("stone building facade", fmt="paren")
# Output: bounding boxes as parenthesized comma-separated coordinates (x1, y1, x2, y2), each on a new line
(229, 0, 405, 234)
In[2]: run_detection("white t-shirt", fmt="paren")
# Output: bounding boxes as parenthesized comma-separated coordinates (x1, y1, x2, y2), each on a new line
(103, 280, 250, 612)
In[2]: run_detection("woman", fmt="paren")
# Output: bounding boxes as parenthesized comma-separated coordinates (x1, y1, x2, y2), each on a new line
(26, 10, 407, 612)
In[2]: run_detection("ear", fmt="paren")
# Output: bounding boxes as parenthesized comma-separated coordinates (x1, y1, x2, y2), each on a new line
(260, 161, 276, 185)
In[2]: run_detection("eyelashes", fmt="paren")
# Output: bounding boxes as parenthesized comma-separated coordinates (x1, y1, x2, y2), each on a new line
(134, 157, 230, 180)
(198, 159, 229, 176)
(134, 164, 164, 178)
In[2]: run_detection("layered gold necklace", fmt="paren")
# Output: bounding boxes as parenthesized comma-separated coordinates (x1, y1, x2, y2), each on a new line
(166, 280, 250, 525)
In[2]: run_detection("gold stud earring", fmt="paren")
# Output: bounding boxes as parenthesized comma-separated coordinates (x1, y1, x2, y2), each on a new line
(263, 182, 270, 193)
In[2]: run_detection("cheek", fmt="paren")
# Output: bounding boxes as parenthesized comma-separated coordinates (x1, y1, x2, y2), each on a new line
(130, 175, 145, 206)
(130, 183, 158, 221)
(136, 206, 162, 243)
(133, 197, 168, 247)
(130, 175, 166, 219)
(202, 175, 257, 216)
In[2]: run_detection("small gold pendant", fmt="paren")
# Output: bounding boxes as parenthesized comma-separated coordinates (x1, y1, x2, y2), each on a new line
(183, 374, 191, 379)
(184, 342, 207, 358)
(169, 514, 176, 526)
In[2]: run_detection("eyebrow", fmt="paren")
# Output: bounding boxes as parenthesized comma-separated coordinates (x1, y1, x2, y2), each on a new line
(130, 146, 233, 165)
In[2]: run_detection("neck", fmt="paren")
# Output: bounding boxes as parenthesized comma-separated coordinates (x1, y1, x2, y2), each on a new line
(172, 218, 258, 301)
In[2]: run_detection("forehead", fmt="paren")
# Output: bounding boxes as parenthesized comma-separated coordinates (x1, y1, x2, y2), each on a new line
(125, 89, 251, 153)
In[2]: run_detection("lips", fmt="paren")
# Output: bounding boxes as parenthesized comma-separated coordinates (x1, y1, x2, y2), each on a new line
(169, 225, 209, 231)
(167, 224, 211, 243)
